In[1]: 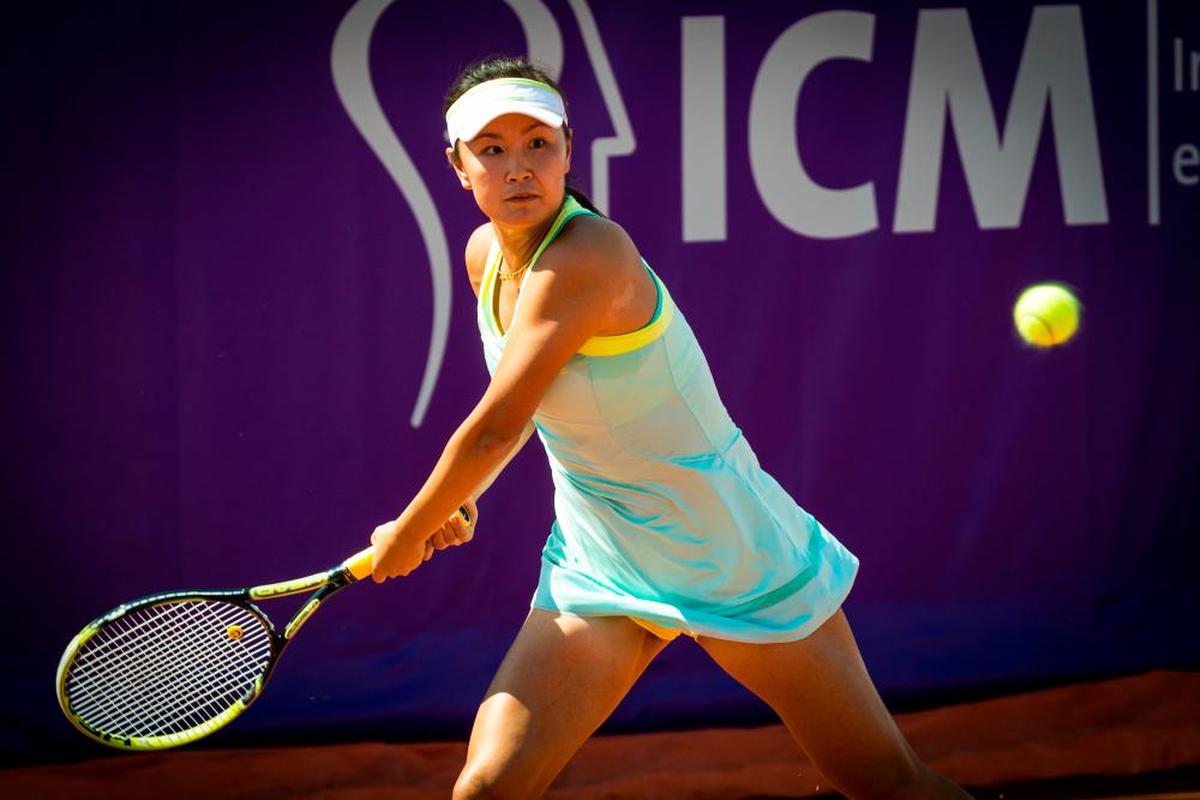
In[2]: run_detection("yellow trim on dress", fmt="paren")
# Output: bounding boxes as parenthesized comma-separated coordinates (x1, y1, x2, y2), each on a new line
(480, 197, 675, 357)
(578, 274, 673, 357)
(629, 615, 692, 641)
(481, 239, 503, 335)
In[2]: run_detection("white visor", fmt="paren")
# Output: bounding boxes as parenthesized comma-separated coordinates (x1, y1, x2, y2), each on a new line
(445, 78, 566, 144)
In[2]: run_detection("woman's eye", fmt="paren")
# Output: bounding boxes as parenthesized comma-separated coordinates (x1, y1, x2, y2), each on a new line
(529, 137, 546, 149)
(483, 145, 502, 155)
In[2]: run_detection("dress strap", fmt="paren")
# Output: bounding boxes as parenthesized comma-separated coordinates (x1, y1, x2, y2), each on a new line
(524, 196, 592, 273)
(483, 197, 592, 338)
(477, 239, 504, 336)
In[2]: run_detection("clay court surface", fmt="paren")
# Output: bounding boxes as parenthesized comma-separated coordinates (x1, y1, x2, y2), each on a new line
(7, 669, 1198, 799)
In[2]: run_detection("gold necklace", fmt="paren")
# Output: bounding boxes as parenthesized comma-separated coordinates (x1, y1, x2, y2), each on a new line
(499, 218, 553, 283)
(498, 257, 532, 283)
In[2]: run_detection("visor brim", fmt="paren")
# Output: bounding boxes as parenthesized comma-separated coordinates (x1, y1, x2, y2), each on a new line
(453, 103, 565, 143)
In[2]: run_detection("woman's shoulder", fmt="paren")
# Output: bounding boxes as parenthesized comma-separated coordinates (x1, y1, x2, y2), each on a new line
(464, 222, 495, 297)
(463, 210, 641, 295)
(545, 212, 640, 277)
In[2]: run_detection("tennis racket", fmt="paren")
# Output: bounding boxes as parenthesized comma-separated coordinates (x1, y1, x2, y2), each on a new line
(56, 506, 471, 751)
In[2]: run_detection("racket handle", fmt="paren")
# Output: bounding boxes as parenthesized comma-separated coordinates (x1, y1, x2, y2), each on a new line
(345, 506, 472, 582)
(345, 546, 376, 582)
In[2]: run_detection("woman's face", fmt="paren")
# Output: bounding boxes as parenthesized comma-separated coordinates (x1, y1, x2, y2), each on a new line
(447, 112, 572, 228)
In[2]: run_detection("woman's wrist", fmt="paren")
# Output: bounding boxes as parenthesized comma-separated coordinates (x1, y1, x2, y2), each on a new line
(393, 495, 462, 544)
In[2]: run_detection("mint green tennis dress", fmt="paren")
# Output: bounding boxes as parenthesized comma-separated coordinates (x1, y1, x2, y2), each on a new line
(477, 197, 859, 643)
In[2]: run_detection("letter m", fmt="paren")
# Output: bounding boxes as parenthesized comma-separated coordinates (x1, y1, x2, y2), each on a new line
(894, 6, 1108, 232)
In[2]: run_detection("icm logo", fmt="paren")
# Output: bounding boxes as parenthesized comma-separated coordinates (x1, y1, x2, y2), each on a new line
(683, 6, 1109, 241)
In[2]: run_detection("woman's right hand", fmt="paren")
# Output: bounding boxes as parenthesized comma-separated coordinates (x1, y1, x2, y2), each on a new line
(424, 498, 479, 561)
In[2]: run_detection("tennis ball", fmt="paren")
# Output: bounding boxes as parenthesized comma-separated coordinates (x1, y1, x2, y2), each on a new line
(1013, 284, 1081, 347)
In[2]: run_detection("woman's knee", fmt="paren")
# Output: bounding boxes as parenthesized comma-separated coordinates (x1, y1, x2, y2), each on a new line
(451, 766, 499, 800)
(452, 765, 507, 800)
(452, 759, 545, 800)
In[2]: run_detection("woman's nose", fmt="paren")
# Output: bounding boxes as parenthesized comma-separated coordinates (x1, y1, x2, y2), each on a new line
(506, 156, 532, 181)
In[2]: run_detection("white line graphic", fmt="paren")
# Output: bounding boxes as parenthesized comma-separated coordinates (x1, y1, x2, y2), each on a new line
(504, 0, 564, 80)
(331, 0, 451, 428)
(331, 0, 564, 427)
(567, 0, 636, 214)
(1148, 0, 1160, 226)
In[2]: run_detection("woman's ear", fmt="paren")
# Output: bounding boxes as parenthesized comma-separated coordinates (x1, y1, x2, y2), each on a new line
(445, 145, 471, 190)
(563, 132, 572, 175)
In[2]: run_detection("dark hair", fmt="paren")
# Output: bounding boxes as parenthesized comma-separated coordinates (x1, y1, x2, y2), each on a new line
(444, 55, 603, 216)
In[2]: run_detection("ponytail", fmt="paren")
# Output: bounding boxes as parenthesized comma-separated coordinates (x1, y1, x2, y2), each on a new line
(566, 186, 605, 217)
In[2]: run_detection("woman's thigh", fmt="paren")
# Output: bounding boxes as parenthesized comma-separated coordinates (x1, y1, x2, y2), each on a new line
(696, 608, 930, 798)
(454, 608, 670, 800)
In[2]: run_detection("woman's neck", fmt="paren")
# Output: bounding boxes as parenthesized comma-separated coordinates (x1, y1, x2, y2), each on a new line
(491, 204, 562, 275)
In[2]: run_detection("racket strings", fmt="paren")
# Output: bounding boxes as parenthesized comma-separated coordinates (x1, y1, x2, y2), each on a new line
(144, 603, 273, 731)
(70, 601, 255, 697)
(65, 599, 273, 740)
(68, 602, 261, 737)
(72, 604, 260, 736)
(116, 607, 264, 735)
(70, 597, 215, 670)
(70, 601, 270, 738)
(83, 602, 271, 737)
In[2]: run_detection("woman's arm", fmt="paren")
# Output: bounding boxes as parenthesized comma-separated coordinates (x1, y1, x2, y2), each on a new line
(420, 419, 534, 561)
(473, 421, 535, 500)
(370, 217, 640, 580)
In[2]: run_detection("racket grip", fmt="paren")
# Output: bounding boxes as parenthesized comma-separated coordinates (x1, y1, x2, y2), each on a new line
(346, 506, 472, 582)
(345, 546, 376, 582)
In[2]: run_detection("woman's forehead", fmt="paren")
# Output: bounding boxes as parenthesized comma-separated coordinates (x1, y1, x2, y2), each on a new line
(472, 114, 555, 140)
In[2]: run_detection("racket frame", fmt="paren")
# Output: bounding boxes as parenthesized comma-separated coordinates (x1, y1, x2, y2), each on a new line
(56, 562, 358, 751)
(57, 507, 468, 750)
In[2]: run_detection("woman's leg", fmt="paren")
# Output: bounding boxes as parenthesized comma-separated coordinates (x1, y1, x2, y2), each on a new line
(697, 608, 973, 800)
(453, 608, 671, 800)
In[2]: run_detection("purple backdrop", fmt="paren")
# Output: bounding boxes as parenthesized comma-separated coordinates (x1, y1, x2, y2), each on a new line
(3, 0, 1198, 763)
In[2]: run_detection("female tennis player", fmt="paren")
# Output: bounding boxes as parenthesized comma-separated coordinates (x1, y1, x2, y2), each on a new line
(369, 57, 973, 800)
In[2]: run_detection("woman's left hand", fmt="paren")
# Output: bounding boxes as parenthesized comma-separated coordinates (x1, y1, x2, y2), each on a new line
(425, 498, 479, 558)
(369, 500, 479, 582)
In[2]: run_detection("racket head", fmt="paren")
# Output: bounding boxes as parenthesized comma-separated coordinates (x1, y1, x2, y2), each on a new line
(56, 591, 280, 750)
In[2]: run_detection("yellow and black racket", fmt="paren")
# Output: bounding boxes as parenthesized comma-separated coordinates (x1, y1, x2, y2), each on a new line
(56, 507, 470, 751)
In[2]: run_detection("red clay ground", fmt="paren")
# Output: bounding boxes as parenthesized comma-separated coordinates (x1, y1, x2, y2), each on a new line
(5, 670, 1198, 799)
